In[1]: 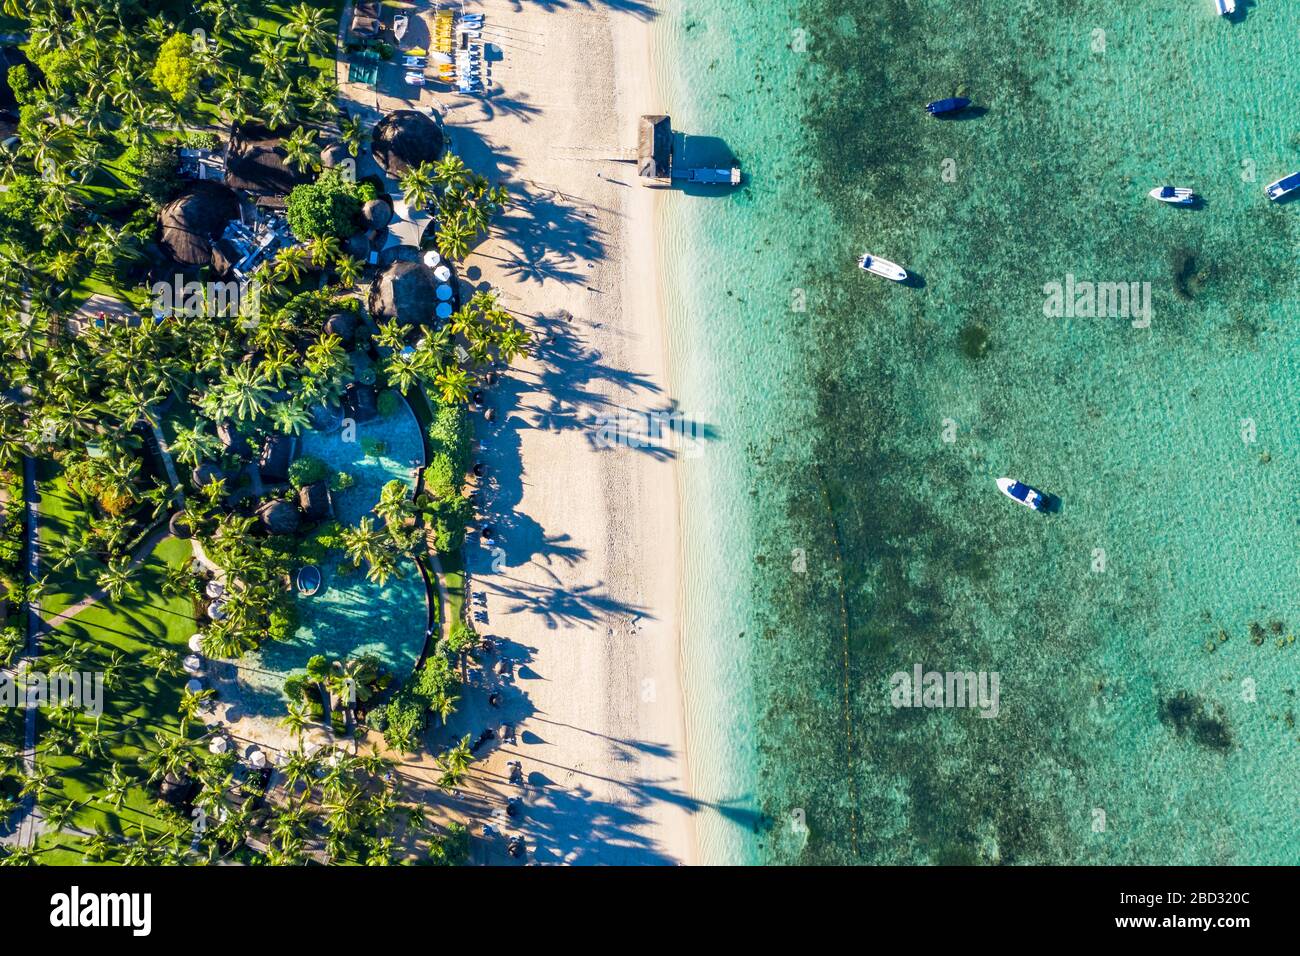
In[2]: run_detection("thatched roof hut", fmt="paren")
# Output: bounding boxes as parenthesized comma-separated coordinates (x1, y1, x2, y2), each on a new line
(361, 198, 392, 230)
(298, 480, 332, 521)
(321, 142, 352, 171)
(168, 512, 193, 539)
(224, 124, 311, 202)
(159, 181, 241, 267)
(371, 109, 444, 178)
(324, 311, 358, 344)
(344, 383, 378, 423)
(638, 115, 672, 180)
(258, 499, 300, 535)
(217, 421, 251, 458)
(368, 260, 438, 328)
(191, 461, 224, 490)
(258, 433, 294, 483)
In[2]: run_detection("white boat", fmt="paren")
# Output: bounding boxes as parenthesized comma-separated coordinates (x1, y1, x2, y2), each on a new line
(1214, 0, 1235, 15)
(858, 253, 908, 282)
(996, 477, 1047, 512)
(403, 71, 426, 87)
(1149, 186, 1196, 205)
(392, 14, 409, 41)
(1265, 170, 1300, 202)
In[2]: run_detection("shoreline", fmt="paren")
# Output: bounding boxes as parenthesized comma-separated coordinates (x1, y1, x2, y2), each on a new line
(449, 0, 695, 864)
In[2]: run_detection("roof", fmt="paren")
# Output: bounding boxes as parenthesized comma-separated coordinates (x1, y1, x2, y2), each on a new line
(258, 433, 294, 483)
(367, 260, 438, 327)
(224, 124, 312, 198)
(638, 115, 672, 179)
(371, 109, 444, 178)
(297, 480, 332, 521)
(258, 499, 301, 534)
(159, 182, 242, 267)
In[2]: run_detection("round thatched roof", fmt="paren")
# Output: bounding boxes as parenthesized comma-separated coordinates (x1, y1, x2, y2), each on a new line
(297, 480, 332, 521)
(258, 499, 300, 535)
(168, 512, 193, 539)
(324, 311, 357, 344)
(371, 109, 444, 177)
(367, 260, 438, 327)
(159, 181, 241, 267)
(362, 198, 392, 229)
(192, 462, 224, 490)
(321, 141, 352, 170)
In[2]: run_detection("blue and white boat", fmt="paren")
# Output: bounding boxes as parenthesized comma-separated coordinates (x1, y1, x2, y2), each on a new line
(925, 97, 971, 116)
(996, 477, 1047, 512)
(1265, 171, 1300, 202)
(1214, 0, 1235, 16)
(1149, 186, 1196, 205)
(858, 253, 908, 281)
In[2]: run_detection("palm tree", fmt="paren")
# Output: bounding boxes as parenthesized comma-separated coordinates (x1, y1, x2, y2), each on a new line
(96, 556, 137, 602)
(143, 647, 182, 679)
(103, 762, 133, 810)
(281, 702, 311, 748)
(273, 245, 309, 284)
(433, 153, 470, 191)
(218, 363, 275, 421)
(284, 125, 321, 175)
(339, 114, 368, 157)
(436, 735, 474, 790)
(171, 423, 222, 467)
(285, 2, 336, 55)
(178, 687, 215, 736)
(434, 365, 473, 405)
(400, 161, 436, 210)
(306, 234, 340, 268)
(334, 253, 362, 287)
(435, 212, 475, 261)
(342, 517, 386, 572)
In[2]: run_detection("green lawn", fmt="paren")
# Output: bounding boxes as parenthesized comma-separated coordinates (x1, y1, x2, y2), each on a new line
(29, 535, 199, 863)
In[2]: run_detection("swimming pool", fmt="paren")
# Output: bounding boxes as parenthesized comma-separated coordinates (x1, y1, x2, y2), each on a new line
(233, 399, 429, 716)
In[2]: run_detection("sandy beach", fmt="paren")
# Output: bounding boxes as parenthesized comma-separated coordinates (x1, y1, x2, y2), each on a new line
(425, 1, 694, 864)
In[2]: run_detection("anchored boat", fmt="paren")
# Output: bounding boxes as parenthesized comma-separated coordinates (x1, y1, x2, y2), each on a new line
(1149, 186, 1196, 205)
(1265, 171, 1300, 202)
(1214, 0, 1235, 16)
(858, 254, 908, 282)
(996, 478, 1047, 512)
(925, 97, 971, 116)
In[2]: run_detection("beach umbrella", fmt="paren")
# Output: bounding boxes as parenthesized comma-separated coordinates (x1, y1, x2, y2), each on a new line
(183, 654, 203, 675)
(434, 265, 452, 282)
(431, 51, 453, 66)
(436, 284, 453, 301)
(423, 249, 442, 267)
(248, 750, 268, 769)
(205, 580, 225, 599)
(185, 678, 204, 694)
(209, 736, 229, 754)
(188, 633, 205, 653)
(436, 302, 453, 319)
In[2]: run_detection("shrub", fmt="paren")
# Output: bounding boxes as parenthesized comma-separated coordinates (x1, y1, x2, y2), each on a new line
(330, 471, 355, 492)
(286, 170, 365, 241)
(0, 177, 46, 254)
(152, 34, 200, 103)
(425, 452, 457, 500)
(382, 690, 426, 752)
(428, 402, 471, 475)
(283, 673, 309, 702)
(287, 455, 330, 490)
(122, 143, 181, 206)
(360, 438, 386, 459)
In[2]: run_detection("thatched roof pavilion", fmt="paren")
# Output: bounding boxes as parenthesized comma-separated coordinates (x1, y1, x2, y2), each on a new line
(258, 499, 300, 535)
(224, 124, 311, 203)
(638, 115, 672, 180)
(362, 198, 392, 230)
(371, 109, 444, 178)
(191, 461, 225, 490)
(297, 480, 332, 522)
(258, 433, 294, 483)
(159, 181, 241, 267)
(324, 311, 358, 344)
(368, 259, 438, 327)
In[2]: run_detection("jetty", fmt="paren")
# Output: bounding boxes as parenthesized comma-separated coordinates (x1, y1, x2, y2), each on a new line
(637, 114, 741, 187)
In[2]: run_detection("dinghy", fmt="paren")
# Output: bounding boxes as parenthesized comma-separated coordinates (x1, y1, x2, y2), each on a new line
(925, 97, 971, 116)
(1149, 186, 1196, 205)
(996, 478, 1047, 512)
(858, 254, 908, 282)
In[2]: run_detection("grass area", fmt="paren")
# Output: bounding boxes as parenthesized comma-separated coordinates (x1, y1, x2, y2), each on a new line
(30, 535, 198, 863)
(33, 461, 100, 620)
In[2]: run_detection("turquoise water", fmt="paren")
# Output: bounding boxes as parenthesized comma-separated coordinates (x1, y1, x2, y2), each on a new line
(238, 408, 428, 711)
(659, 1, 1299, 864)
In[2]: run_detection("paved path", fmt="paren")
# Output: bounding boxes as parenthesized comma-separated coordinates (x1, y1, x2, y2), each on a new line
(12, 457, 42, 847)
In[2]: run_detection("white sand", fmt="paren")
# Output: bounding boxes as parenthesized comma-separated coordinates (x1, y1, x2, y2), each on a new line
(436, 0, 694, 864)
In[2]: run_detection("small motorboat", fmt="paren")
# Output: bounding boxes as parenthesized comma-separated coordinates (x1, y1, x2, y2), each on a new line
(925, 97, 971, 117)
(392, 14, 409, 41)
(1149, 186, 1196, 205)
(996, 477, 1047, 512)
(403, 71, 426, 87)
(297, 565, 322, 596)
(1214, 0, 1235, 15)
(1265, 170, 1300, 202)
(858, 253, 908, 282)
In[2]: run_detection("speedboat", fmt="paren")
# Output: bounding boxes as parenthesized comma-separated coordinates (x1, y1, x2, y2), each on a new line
(1149, 186, 1196, 205)
(1265, 171, 1300, 202)
(404, 71, 426, 87)
(858, 253, 908, 282)
(996, 478, 1047, 512)
(925, 97, 971, 117)
(1214, 0, 1235, 15)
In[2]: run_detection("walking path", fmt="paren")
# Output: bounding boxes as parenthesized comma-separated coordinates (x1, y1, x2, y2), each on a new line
(12, 456, 42, 847)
